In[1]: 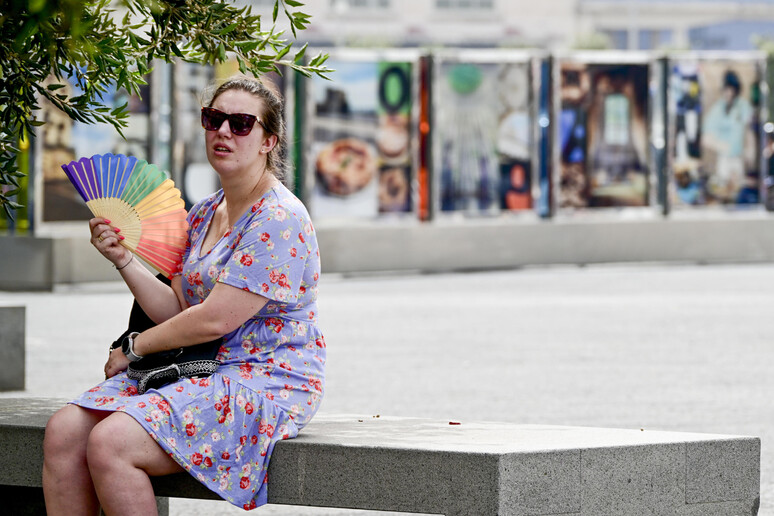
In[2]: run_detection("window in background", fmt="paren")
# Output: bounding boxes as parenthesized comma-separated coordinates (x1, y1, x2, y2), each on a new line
(638, 29, 673, 50)
(331, 0, 391, 9)
(436, 0, 495, 9)
(602, 29, 627, 50)
(242, 0, 276, 7)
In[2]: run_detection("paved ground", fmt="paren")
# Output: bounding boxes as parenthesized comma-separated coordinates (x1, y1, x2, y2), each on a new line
(2, 262, 773, 515)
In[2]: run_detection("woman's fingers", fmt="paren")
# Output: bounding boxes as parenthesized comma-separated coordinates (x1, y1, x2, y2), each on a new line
(89, 218, 131, 268)
(89, 217, 112, 233)
(88, 217, 103, 232)
(95, 227, 125, 243)
(105, 348, 129, 378)
(90, 218, 125, 245)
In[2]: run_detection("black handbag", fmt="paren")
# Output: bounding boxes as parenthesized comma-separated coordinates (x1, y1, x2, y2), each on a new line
(126, 341, 221, 394)
(111, 274, 222, 394)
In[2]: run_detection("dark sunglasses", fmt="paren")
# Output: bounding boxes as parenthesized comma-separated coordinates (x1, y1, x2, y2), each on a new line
(201, 107, 268, 136)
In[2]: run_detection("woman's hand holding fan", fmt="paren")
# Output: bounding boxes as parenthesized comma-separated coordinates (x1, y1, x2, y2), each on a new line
(89, 216, 132, 270)
(61, 153, 189, 277)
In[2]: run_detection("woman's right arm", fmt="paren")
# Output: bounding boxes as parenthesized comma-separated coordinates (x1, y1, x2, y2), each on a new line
(90, 217, 184, 323)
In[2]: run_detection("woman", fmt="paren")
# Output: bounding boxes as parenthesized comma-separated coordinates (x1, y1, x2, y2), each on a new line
(702, 70, 753, 203)
(42, 76, 326, 514)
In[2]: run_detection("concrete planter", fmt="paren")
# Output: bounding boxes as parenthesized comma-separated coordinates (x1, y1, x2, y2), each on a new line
(0, 236, 53, 291)
(0, 306, 25, 391)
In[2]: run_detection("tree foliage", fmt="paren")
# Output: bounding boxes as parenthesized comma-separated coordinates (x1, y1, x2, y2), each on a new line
(0, 0, 330, 218)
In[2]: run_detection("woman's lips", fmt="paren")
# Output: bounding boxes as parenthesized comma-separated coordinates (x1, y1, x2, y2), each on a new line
(213, 143, 232, 155)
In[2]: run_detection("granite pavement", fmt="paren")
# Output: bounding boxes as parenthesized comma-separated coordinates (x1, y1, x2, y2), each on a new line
(1, 263, 773, 515)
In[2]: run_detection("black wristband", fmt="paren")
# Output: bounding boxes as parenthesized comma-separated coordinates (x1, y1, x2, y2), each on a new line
(115, 254, 134, 270)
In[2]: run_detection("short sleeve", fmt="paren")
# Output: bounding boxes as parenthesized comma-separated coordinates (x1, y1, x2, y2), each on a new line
(176, 194, 217, 275)
(216, 203, 309, 304)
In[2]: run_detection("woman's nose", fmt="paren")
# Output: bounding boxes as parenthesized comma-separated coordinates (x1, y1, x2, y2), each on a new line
(217, 119, 232, 136)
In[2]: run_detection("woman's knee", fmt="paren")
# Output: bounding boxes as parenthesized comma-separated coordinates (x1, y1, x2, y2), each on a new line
(44, 405, 99, 462)
(86, 413, 132, 474)
(87, 412, 182, 478)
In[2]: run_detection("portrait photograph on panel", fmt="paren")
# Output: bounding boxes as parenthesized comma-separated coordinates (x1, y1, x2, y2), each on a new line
(670, 57, 763, 207)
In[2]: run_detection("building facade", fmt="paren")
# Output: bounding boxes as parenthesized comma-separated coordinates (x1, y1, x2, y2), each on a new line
(248, 0, 774, 52)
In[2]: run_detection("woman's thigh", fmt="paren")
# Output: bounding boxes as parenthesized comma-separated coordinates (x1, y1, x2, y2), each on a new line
(88, 412, 183, 476)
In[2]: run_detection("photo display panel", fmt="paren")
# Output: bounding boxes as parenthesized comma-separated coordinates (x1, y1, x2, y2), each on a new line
(305, 51, 418, 220)
(557, 57, 651, 209)
(434, 53, 537, 216)
(669, 55, 765, 208)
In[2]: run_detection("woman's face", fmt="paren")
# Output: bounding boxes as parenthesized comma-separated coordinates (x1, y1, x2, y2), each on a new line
(205, 89, 276, 179)
(722, 86, 738, 103)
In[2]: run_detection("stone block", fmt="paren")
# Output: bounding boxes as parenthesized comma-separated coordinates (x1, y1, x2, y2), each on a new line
(0, 401, 760, 515)
(270, 444, 500, 515)
(499, 450, 581, 515)
(681, 499, 759, 516)
(0, 236, 53, 291)
(686, 438, 760, 504)
(581, 443, 686, 516)
(0, 306, 25, 391)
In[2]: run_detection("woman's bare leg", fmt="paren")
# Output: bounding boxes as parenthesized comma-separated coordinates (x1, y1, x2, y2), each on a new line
(86, 412, 183, 516)
(43, 405, 109, 516)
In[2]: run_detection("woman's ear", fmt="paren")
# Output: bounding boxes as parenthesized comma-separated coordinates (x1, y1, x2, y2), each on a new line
(261, 134, 278, 154)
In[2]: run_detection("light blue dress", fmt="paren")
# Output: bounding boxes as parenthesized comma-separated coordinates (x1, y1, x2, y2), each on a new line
(71, 182, 326, 509)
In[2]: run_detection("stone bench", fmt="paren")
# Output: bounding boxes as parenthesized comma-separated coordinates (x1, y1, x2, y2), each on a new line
(0, 306, 25, 391)
(0, 398, 760, 515)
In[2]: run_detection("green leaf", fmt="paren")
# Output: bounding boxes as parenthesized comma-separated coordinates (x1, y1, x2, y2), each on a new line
(14, 19, 40, 49)
(275, 44, 291, 60)
(171, 43, 185, 58)
(285, 9, 298, 37)
(293, 42, 307, 63)
(237, 40, 260, 53)
(220, 22, 238, 35)
(2, 204, 16, 221)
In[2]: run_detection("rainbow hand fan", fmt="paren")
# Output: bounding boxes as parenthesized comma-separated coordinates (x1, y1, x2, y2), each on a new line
(61, 153, 189, 277)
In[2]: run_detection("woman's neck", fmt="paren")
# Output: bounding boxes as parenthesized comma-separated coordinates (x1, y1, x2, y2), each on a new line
(220, 166, 276, 226)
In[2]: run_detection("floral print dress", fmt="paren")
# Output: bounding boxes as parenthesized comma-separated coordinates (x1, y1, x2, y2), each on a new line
(71, 182, 326, 510)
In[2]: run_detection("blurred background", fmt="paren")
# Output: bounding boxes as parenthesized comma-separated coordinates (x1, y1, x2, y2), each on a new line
(4, 2, 774, 515)
(5, 0, 774, 288)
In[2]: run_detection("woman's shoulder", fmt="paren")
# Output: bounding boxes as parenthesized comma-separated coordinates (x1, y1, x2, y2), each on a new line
(270, 182, 307, 209)
(246, 183, 312, 229)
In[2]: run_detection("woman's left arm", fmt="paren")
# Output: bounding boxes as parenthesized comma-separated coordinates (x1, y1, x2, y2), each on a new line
(105, 283, 269, 377)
